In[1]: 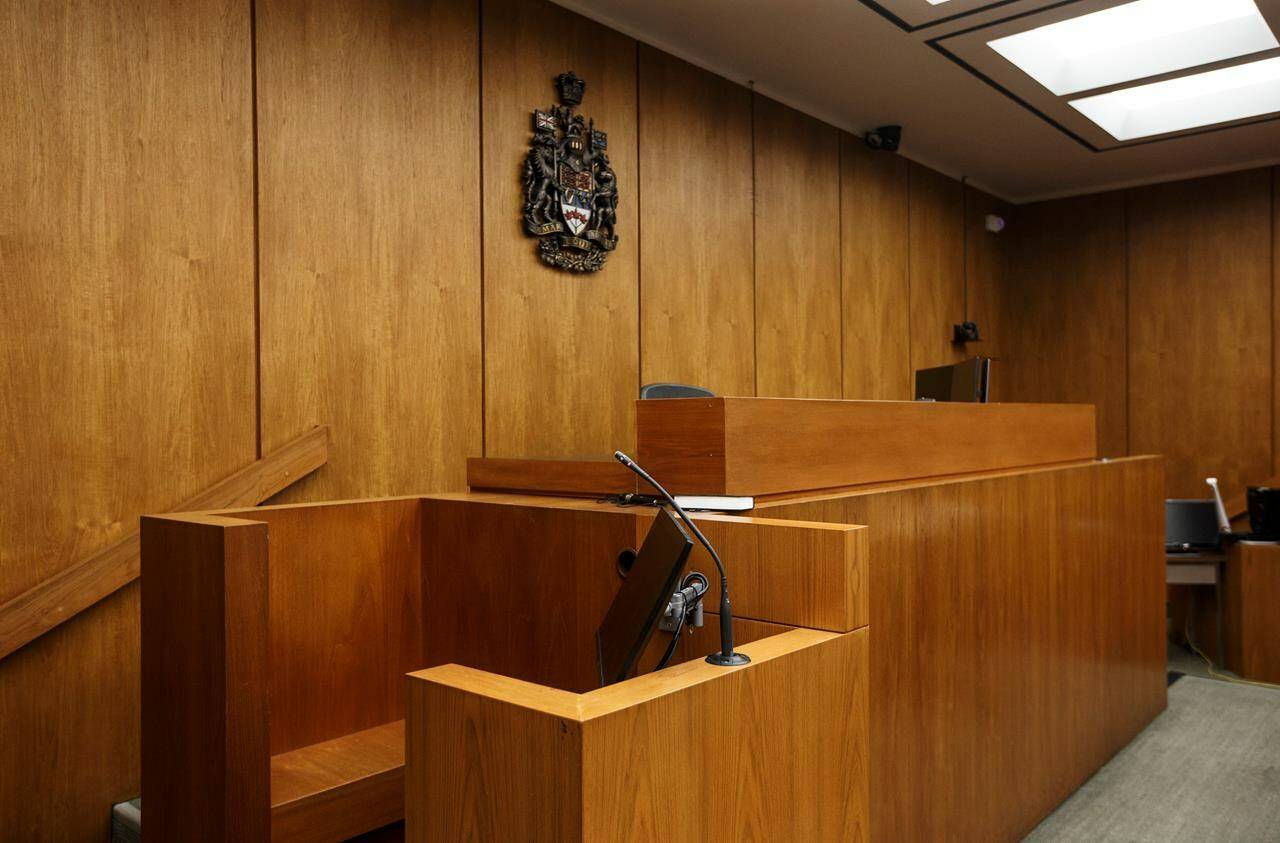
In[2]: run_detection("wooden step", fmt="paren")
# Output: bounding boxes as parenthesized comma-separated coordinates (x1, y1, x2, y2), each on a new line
(270, 719, 404, 842)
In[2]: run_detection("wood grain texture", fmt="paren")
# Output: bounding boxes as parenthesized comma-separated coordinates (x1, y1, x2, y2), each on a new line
(406, 629, 868, 842)
(421, 496, 637, 693)
(483, 0, 639, 457)
(1001, 192, 1128, 456)
(637, 397, 1098, 496)
(466, 456, 636, 496)
(638, 47, 754, 396)
(271, 720, 406, 843)
(908, 163, 966, 372)
(1225, 542, 1280, 684)
(753, 96, 842, 398)
(256, 0, 481, 500)
(141, 514, 271, 842)
(761, 456, 1166, 842)
(406, 672, 585, 843)
(241, 499, 424, 755)
(581, 629, 868, 842)
(0, 426, 327, 661)
(0, 1, 255, 837)
(635, 510, 868, 632)
(840, 133, 911, 400)
(1128, 171, 1273, 498)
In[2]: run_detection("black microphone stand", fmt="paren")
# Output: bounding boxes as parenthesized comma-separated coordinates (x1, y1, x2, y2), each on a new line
(614, 451, 750, 667)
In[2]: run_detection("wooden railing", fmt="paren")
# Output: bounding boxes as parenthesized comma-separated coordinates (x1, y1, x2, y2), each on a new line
(0, 426, 330, 661)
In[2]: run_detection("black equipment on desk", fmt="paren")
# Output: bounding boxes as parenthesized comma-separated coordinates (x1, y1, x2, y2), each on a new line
(596, 508, 692, 687)
(1165, 499, 1222, 553)
(914, 356, 991, 403)
(1247, 487, 1280, 542)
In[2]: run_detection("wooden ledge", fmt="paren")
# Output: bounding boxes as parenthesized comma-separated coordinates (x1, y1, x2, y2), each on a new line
(408, 628, 841, 722)
(270, 720, 405, 842)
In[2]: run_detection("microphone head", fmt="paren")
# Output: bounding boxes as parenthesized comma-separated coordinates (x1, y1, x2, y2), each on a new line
(613, 450, 633, 467)
(1206, 477, 1219, 488)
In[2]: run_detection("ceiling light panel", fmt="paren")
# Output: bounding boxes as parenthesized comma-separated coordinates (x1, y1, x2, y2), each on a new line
(1069, 56, 1280, 139)
(988, 0, 1279, 96)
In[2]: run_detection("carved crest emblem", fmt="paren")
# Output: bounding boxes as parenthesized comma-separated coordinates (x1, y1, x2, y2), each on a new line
(523, 72, 619, 273)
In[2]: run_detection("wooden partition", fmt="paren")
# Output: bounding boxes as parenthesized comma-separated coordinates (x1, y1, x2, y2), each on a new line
(142, 493, 869, 840)
(142, 498, 424, 842)
(635, 397, 1098, 496)
(761, 455, 1166, 842)
(407, 628, 870, 842)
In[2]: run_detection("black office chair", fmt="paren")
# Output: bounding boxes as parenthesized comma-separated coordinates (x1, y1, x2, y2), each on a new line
(639, 383, 714, 399)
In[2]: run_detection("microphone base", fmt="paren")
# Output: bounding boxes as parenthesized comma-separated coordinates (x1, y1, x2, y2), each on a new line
(706, 651, 751, 667)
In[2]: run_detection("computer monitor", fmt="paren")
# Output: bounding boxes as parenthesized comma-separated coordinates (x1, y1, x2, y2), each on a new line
(596, 508, 693, 687)
(1165, 499, 1222, 552)
(914, 356, 991, 402)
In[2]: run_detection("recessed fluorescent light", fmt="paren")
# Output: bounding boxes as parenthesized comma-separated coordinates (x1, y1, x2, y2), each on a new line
(1070, 56, 1280, 140)
(988, 0, 1278, 96)
(926, 1, 953, 5)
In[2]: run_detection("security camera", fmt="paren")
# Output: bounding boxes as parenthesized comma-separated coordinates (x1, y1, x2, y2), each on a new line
(865, 125, 902, 153)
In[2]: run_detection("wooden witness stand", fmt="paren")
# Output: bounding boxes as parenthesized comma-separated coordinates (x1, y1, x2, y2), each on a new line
(141, 399, 1166, 842)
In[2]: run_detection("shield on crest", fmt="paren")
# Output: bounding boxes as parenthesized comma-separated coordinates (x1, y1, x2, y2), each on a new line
(560, 190, 591, 237)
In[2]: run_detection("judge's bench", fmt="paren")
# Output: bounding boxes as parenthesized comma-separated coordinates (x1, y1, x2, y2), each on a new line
(141, 398, 1165, 842)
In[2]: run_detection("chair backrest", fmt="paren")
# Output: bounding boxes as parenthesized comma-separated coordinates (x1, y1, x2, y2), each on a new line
(640, 383, 714, 400)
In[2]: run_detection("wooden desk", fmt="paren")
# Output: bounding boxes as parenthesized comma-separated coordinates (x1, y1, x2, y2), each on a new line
(1167, 551, 1227, 666)
(1224, 542, 1280, 683)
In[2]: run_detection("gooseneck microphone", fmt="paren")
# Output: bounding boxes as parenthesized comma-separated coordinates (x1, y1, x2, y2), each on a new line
(614, 450, 750, 667)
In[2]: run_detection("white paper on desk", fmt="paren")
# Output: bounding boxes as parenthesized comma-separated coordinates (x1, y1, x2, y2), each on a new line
(674, 496, 753, 512)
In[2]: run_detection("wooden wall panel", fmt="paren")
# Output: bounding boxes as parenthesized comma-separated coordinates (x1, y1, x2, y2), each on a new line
(1275, 166, 1279, 477)
(483, 0, 639, 457)
(1128, 170, 1272, 498)
(0, 0, 255, 837)
(256, 0, 482, 500)
(908, 163, 966, 372)
(1002, 193, 1128, 456)
(753, 96, 842, 398)
(840, 134, 911, 400)
(964, 186, 1014, 367)
(638, 47, 754, 397)
(243, 500, 424, 754)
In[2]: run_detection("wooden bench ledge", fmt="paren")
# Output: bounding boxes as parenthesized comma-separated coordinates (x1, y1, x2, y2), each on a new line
(270, 720, 405, 842)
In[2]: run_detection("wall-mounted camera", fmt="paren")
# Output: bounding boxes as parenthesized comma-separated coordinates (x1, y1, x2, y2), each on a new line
(952, 321, 982, 344)
(865, 125, 902, 153)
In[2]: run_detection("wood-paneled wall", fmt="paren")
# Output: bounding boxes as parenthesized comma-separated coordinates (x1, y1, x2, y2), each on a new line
(0, 0, 1000, 837)
(1000, 168, 1278, 499)
(0, 1, 255, 838)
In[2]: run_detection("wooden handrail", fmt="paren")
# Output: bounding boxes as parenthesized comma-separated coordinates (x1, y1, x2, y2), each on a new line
(0, 426, 330, 661)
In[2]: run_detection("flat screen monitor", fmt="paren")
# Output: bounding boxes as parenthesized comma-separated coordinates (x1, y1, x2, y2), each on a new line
(1165, 499, 1221, 552)
(596, 508, 692, 687)
(915, 356, 991, 402)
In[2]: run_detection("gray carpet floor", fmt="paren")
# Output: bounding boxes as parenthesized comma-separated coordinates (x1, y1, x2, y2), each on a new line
(1026, 676, 1280, 842)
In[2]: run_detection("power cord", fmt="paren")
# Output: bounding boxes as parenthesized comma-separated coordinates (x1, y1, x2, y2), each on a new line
(1182, 617, 1280, 690)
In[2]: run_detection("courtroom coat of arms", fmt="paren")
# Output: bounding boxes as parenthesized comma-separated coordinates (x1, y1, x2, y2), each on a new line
(523, 71, 619, 273)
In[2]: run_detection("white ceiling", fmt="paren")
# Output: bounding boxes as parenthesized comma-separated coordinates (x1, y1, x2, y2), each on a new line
(552, 0, 1280, 202)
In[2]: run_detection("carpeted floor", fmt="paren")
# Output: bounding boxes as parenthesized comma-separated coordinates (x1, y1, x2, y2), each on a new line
(1026, 676, 1280, 842)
